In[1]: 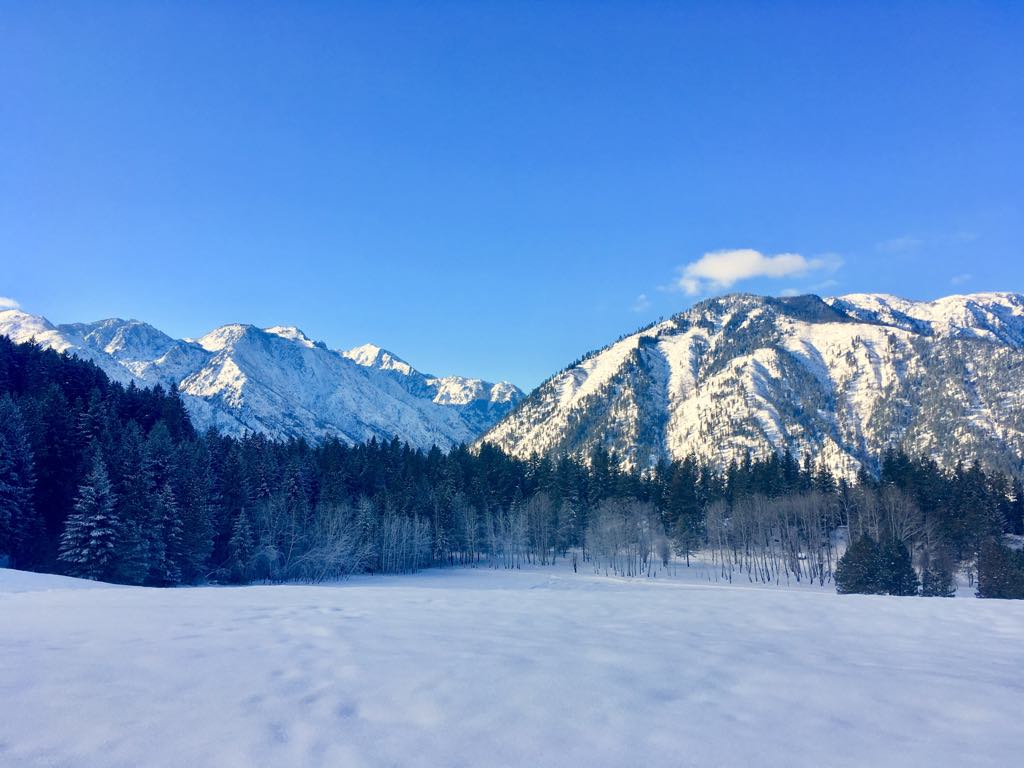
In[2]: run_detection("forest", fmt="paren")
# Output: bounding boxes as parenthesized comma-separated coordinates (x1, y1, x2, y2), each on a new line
(1, 335, 1023, 596)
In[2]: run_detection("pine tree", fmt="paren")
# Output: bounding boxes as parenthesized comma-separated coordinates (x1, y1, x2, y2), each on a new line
(144, 421, 177, 490)
(228, 507, 255, 583)
(0, 394, 39, 567)
(835, 536, 885, 594)
(667, 459, 703, 566)
(879, 539, 919, 596)
(976, 540, 1024, 599)
(58, 447, 118, 581)
(0, 432, 20, 563)
(920, 556, 957, 597)
(149, 482, 183, 586)
(176, 442, 214, 584)
(112, 422, 151, 585)
(1007, 480, 1024, 536)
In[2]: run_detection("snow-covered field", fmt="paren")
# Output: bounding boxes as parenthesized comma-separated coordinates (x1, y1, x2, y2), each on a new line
(2, 565, 1023, 768)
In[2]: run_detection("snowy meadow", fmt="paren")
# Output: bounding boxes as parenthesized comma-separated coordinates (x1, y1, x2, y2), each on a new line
(2, 564, 1023, 768)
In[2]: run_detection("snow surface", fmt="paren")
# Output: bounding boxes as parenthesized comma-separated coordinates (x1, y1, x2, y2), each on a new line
(2, 564, 1023, 767)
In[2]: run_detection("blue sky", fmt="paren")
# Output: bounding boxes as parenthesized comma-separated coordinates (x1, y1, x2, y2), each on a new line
(2, 2, 1021, 390)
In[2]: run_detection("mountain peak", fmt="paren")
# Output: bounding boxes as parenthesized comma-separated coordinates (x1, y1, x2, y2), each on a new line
(0, 308, 59, 338)
(196, 324, 260, 352)
(342, 343, 416, 376)
(263, 325, 319, 348)
(61, 318, 178, 360)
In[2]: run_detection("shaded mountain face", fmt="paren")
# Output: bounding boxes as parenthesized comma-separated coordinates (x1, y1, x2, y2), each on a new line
(0, 311, 523, 450)
(480, 293, 1024, 479)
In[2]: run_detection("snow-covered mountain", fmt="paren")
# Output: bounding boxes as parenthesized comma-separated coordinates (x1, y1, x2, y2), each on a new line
(480, 292, 1024, 478)
(0, 310, 523, 449)
(7, 292, 1023, 475)
(341, 343, 523, 435)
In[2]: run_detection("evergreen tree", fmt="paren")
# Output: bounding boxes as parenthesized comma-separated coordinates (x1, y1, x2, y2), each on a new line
(176, 441, 214, 584)
(144, 421, 177, 490)
(58, 447, 118, 581)
(149, 482, 184, 586)
(27, 383, 78, 557)
(878, 539, 919, 596)
(920, 555, 957, 597)
(0, 430, 21, 563)
(835, 536, 885, 594)
(976, 540, 1024, 599)
(0, 394, 39, 566)
(227, 507, 256, 583)
(111, 422, 151, 585)
(1007, 480, 1024, 536)
(836, 536, 920, 596)
(667, 459, 703, 566)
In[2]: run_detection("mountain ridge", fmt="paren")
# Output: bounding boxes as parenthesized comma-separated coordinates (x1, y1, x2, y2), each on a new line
(0, 309, 523, 449)
(5, 291, 1023, 476)
(480, 291, 1024, 478)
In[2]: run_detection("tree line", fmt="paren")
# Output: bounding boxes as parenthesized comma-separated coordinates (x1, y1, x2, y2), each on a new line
(2, 335, 1023, 597)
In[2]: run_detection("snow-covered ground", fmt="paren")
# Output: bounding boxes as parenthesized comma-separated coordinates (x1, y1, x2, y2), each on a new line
(2, 564, 1023, 768)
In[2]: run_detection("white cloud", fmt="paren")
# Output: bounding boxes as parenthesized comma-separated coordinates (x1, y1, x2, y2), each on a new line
(0, 296, 19, 309)
(950, 273, 973, 286)
(631, 293, 651, 313)
(671, 249, 840, 296)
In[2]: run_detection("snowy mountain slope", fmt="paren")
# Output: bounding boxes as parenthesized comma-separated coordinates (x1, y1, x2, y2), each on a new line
(342, 343, 523, 435)
(60, 318, 213, 385)
(178, 323, 481, 446)
(0, 311, 523, 449)
(480, 293, 1024, 478)
(343, 343, 417, 377)
(827, 292, 1024, 347)
(0, 310, 135, 383)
